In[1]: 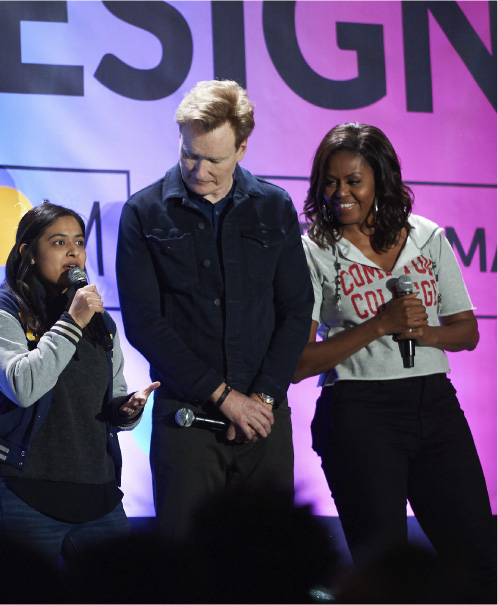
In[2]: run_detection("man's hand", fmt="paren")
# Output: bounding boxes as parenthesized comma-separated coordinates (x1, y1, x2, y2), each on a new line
(212, 387, 274, 442)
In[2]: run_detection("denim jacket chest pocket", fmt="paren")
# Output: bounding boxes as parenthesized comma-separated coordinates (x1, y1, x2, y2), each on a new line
(241, 227, 286, 283)
(146, 233, 198, 289)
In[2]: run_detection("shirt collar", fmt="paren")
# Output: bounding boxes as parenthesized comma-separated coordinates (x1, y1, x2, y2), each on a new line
(161, 163, 266, 205)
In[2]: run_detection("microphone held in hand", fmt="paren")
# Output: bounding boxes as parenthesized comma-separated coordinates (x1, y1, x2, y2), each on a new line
(175, 408, 227, 431)
(68, 267, 90, 289)
(396, 275, 416, 368)
(68, 267, 113, 352)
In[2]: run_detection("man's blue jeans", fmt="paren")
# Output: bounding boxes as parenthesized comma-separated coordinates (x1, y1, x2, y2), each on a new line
(0, 478, 130, 566)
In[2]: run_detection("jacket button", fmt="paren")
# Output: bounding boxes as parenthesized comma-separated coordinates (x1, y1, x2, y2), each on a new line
(202, 260, 211, 268)
(21, 451, 25, 456)
(213, 299, 221, 306)
(198, 222, 206, 230)
(110, 433, 114, 437)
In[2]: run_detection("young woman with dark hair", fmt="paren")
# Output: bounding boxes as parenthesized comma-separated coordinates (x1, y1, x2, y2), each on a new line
(0, 202, 158, 566)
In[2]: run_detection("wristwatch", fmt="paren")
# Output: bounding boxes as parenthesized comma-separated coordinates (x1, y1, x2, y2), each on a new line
(256, 392, 275, 407)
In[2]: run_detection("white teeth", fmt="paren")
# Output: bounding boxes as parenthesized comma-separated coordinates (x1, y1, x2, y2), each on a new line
(338, 203, 355, 209)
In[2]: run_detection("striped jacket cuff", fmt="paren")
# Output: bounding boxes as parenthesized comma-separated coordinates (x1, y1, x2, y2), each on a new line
(51, 312, 83, 345)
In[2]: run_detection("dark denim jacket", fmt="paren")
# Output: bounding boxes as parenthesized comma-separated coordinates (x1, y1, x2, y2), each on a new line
(116, 164, 313, 405)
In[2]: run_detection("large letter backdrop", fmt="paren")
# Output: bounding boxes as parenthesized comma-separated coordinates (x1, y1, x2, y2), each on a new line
(0, 1, 496, 517)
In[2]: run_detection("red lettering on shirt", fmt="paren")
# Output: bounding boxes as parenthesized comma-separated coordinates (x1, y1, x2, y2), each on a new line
(411, 256, 427, 274)
(365, 291, 380, 315)
(350, 264, 366, 287)
(423, 257, 433, 275)
(340, 270, 354, 296)
(351, 293, 369, 319)
(431, 279, 438, 305)
(421, 281, 433, 306)
(363, 266, 385, 285)
(341, 264, 391, 297)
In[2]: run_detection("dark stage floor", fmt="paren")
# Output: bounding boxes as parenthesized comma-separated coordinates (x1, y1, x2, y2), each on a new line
(127, 515, 496, 602)
(129, 514, 437, 566)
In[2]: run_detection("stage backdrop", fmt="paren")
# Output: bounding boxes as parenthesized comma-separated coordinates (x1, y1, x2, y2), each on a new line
(0, 1, 496, 517)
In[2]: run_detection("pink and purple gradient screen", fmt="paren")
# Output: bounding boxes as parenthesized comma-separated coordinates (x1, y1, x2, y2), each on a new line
(0, 1, 495, 517)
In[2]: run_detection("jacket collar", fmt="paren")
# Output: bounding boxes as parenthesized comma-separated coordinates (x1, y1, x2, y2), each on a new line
(161, 163, 266, 206)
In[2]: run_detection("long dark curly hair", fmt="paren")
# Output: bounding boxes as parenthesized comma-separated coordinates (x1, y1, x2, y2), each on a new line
(303, 122, 414, 252)
(3, 202, 86, 337)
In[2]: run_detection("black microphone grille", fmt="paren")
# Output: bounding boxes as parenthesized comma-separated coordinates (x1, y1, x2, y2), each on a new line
(175, 407, 194, 428)
(396, 274, 413, 296)
(68, 267, 88, 286)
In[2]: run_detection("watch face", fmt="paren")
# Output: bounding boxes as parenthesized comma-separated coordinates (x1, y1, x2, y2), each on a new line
(258, 393, 274, 404)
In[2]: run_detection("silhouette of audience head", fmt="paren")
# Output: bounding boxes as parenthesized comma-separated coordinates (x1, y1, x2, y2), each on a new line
(66, 485, 337, 603)
(183, 484, 338, 603)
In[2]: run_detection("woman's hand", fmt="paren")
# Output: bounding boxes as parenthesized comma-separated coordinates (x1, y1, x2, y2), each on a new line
(399, 310, 478, 351)
(120, 381, 161, 418)
(293, 294, 429, 383)
(68, 285, 105, 328)
(377, 292, 428, 336)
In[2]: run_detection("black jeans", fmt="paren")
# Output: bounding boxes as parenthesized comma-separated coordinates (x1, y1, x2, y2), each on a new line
(150, 397, 294, 541)
(312, 374, 496, 601)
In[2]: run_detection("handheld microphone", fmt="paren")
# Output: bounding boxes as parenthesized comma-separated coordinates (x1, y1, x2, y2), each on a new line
(68, 267, 113, 352)
(396, 275, 415, 368)
(175, 408, 227, 431)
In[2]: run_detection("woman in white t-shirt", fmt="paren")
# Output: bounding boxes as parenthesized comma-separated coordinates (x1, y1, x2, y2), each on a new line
(294, 122, 495, 602)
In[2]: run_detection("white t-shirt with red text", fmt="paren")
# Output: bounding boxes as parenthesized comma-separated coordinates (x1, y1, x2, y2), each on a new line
(302, 215, 474, 384)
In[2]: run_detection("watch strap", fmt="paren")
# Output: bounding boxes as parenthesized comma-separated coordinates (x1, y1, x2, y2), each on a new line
(214, 385, 232, 408)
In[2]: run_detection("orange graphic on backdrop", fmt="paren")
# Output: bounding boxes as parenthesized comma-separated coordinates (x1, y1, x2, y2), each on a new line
(0, 187, 32, 266)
